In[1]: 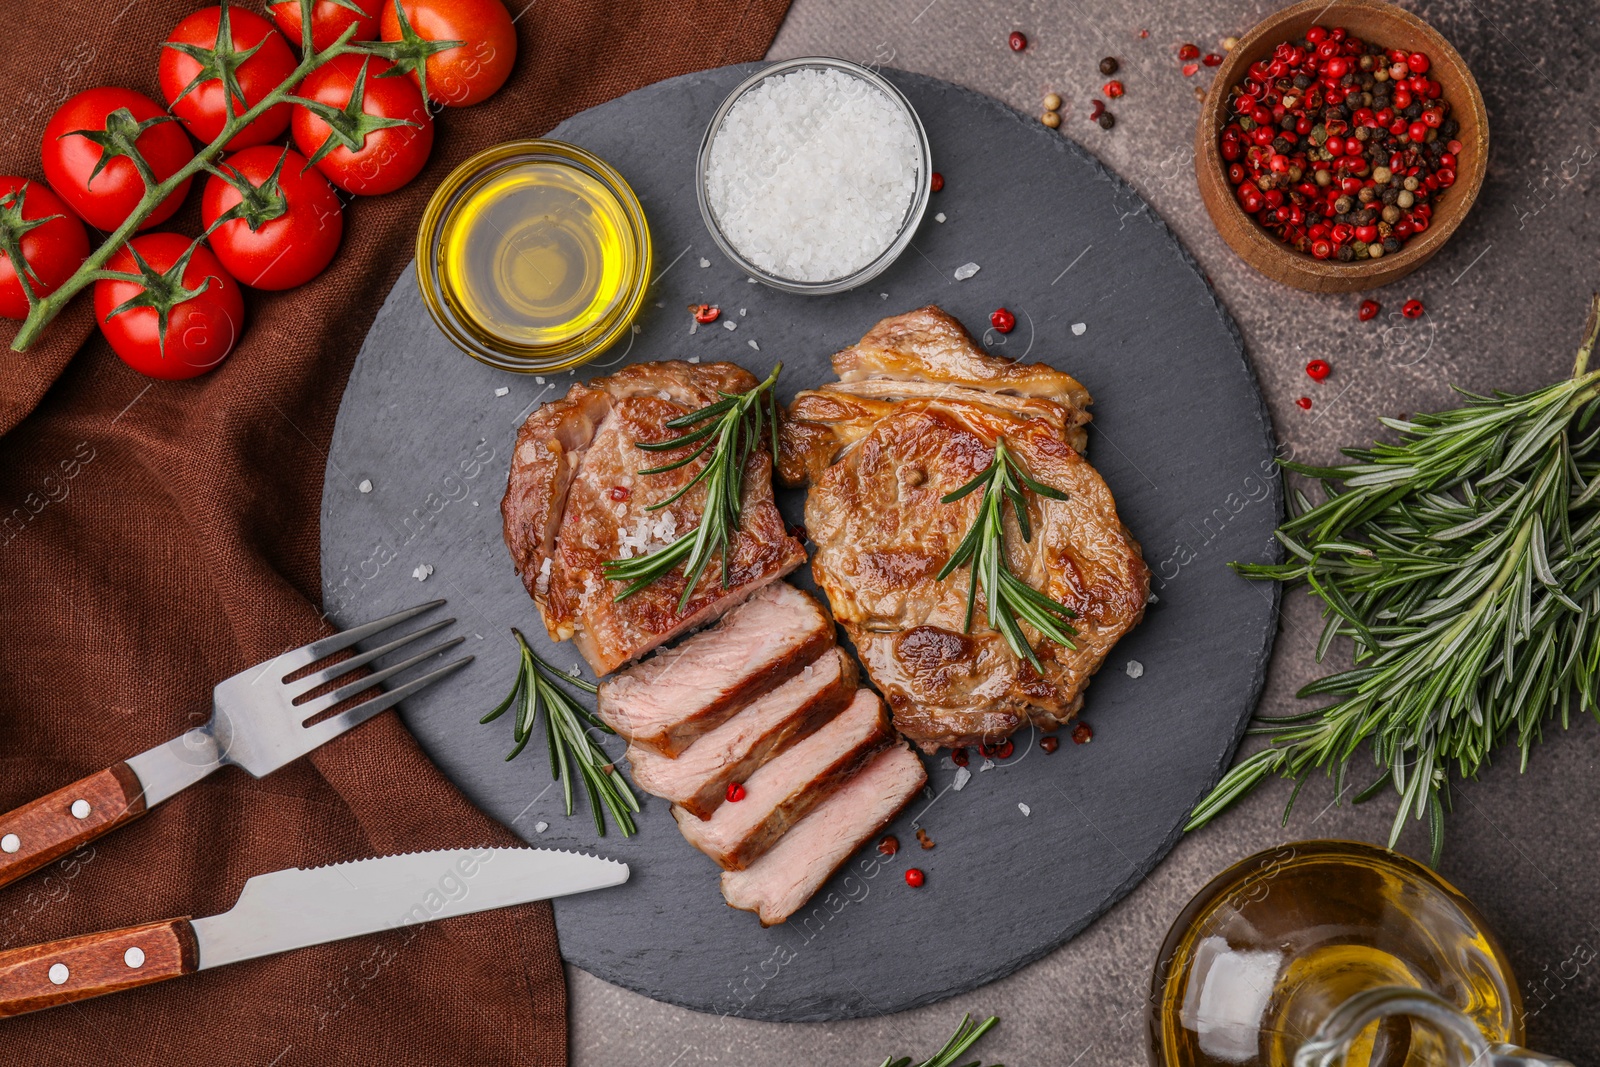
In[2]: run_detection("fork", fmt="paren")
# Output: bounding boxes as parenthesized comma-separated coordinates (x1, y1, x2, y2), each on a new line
(0, 601, 471, 891)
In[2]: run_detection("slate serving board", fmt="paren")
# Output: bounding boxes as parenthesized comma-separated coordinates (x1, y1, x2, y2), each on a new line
(319, 64, 1282, 1022)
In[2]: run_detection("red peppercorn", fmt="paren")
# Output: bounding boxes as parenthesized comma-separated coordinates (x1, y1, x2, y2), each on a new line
(1182, 62, 1200, 77)
(1203, 53, 1223, 66)
(609, 485, 631, 501)
(950, 747, 969, 767)
(726, 782, 746, 802)
(1178, 43, 1200, 61)
(977, 740, 995, 759)
(1296, 397, 1313, 410)
(1306, 359, 1331, 382)
(1402, 299, 1425, 319)
(1008, 30, 1027, 52)
(993, 739, 1015, 760)
(930, 171, 944, 192)
(1072, 722, 1093, 745)
(1407, 51, 1430, 73)
(1103, 80, 1124, 98)
(990, 307, 1016, 333)
(691, 304, 720, 324)
(905, 868, 926, 888)
(1359, 299, 1380, 321)
(1040, 735, 1060, 753)
(1090, 99, 1105, 120)
(877, 835, 899, 856)
(1139, 28, 1149, 39)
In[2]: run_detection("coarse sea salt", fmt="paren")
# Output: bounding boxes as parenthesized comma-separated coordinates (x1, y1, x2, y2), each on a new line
(706, 67, 920, 283)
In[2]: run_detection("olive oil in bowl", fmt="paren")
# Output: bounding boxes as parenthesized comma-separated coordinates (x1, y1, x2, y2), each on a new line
(417, 141, 651, 373)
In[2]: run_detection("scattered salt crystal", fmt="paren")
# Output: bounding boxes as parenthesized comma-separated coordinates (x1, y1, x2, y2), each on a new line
(1018, 802, 1031, 817)
(535, 557, 552, 595)
(705, 67, 920, 282)
(723, 320, 737, 330)
(654, 301, 664, 308)
(1126, 659, 1145, 679)
(472, 501, 479, 507)
(689, 321, 699, 335)
(688, 356, 701, 363)
(567, 663, 582, 679)
(699, 257, 710, 268)
(739, 308, 747, 317)
(954, 262, 980, 280)
(412, 563, 433, 581)
(935, 212, 946, 223)
(1071, 322, 1087, 336)
(747, 277, 757, 283)
(535, 821, 549, 834)
(474, 633, 482, 640)
(494, 386, 509, 397)
(952, 766, 972, 791)
(1147, 591, 1160, 604)
(880, 292, 888, 299)
(748, 340, 760, 351)
(357, 479, 373, 494)
(980, 758, 995, 772)
(631, 324, 641, 334)
(535, 376, 546, 384)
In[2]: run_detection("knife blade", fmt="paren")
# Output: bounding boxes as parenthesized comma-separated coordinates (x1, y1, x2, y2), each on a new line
(0, 848, 627, 1018)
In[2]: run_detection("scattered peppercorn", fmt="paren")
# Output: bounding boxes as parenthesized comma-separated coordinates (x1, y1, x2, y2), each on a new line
(994, 739, 1015, 759)
(726, 781, 746, 802)
(905, 868, 926, 888)
(1219, 26, 1457, 262)
(1040, 735, 1060, 753)
(1097, 112, 1116, 130)
(1139, 28, 1150, 39)
(609, 485, 631, 501)
(1072, 722, 1093, 744)
(1402, 298, 1425, 318)
(1296, 396, 1313, 410)
(1099, 56, 1119, 75)
(1182, 62, 1200, 77)
(1103, 80, 1124, 98)
(1359, 299, 1380, 320)
(1042, 111, 1061, 128)
(1008, 30, 1027, 52)
(878, 835, 899, 856)
(1221, 35, 1239, 51)
(1178, 43, 1200, 61)
(916, 827, 936, 850)
(1306, 359, 1331, 381)
(990, 307, 1016, 333)
(1089, 99, 1105, 120)
(950, 746, 969, 767)
(1043, 92, 1062, 111)
(1203, 52, 1223, 66)
(690, 303, 720, 324)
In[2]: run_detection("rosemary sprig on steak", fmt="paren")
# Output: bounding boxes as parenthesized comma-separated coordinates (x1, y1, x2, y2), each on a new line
(482, 629, 640, 837)
(602, 363, 782, 610)
(1188, 299, 1600, 863)
(877, 1013, 1000, 1067)
(937, 436, 1077, 671)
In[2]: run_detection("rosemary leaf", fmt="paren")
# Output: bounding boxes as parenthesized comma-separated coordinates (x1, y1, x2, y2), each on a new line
(874, 1014, 1001, 1067)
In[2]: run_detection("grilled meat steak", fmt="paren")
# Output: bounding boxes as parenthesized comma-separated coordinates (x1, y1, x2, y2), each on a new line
(720, 740, 927, 926)
(627, 647, 858, 820)
(673, 688, 892, 870)
(501, 361, 806, 675)
(596, 581, 834, 757)
(781, 306, 1150, 752)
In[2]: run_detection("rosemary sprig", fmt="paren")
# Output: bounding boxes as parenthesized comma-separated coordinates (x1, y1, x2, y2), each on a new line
(481, 629, 641, 837)
(877, 1013, 1001, 1067)
(936, 436, 1077, 671)
(1188, 298, 1600, 863)
(601, 363, 783, 611)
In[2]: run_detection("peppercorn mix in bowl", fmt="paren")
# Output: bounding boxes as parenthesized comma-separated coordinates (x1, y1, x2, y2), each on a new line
(1195, 0, 1487, 292)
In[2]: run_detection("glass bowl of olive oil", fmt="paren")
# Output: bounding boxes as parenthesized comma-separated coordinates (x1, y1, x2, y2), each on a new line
(416, 140, 652, 373)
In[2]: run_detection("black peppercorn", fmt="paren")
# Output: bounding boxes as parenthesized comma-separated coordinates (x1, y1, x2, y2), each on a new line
(1337, 244, 1356, 262)
(1382, 236, 1401, 253)
(1294, 73, 1312, 89)
(1099, 56, 1118, 75)
(1097, 111, 1115, 129)
(1440, 118, 1459, 137)
(1381, 186, 1400, 205)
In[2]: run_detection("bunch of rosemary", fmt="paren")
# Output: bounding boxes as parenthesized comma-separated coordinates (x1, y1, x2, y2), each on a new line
(876, 1013, 1001, 1067)
(482, 630, 640, 837)
(602, 364, 782, 609)
(1188, 299, 1600, 862)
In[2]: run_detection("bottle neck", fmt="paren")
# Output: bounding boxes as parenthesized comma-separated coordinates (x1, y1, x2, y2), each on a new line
(1292, 986, 1572, 1067)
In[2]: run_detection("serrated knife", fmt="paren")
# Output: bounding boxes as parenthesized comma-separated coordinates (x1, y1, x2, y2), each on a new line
(0, 847, 627, 1018)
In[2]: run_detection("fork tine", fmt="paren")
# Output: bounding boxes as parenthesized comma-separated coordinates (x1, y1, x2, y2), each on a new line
(290, 617, 456, 696)
(275, 600, 446, 675)
(299, 655, 474, 749)
(296, 636, 467, 722)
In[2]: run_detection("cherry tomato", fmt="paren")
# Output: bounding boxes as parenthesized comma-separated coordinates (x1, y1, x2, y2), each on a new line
(269, 0, 382, 53)
(42, 88, 195, 233)
(290, 54, 433, 195)
(94, 232, 245, 379)
(0, 178, 90, 320)
(159, 5, 297, 149)
(379, 0, 516, 107)
(202, 145, 343, 290)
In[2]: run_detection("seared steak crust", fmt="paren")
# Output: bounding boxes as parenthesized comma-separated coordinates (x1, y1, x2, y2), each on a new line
(501, 361, 806, 675)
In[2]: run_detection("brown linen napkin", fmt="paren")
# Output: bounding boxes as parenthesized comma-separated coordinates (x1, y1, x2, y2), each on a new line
(0, 2, 790, 1062)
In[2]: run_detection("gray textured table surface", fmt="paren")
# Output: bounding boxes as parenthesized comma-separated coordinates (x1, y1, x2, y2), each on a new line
(571, 1, 1600, 1064)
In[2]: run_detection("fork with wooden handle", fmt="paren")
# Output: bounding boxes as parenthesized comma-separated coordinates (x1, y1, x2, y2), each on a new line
(0, 601, 471, 891)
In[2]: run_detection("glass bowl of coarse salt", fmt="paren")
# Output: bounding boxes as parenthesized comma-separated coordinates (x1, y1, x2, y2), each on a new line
(697, 57, 931, 294)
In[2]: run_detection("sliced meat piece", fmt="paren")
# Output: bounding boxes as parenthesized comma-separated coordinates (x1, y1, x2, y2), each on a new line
(626, 647, 858, 820)
(720, 741, 927, 926)
(502, 360, 806, 675)
(673, 689, 892, 870)
(596, 582, 834, 757)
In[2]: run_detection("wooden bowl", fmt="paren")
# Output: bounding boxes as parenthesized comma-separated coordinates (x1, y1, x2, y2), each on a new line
(1194, 0, 1488, 292)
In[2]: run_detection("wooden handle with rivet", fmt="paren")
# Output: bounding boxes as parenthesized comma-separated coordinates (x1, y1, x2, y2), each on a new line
(0, 918, 196, 1017)
(0, 765, 147, 890)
